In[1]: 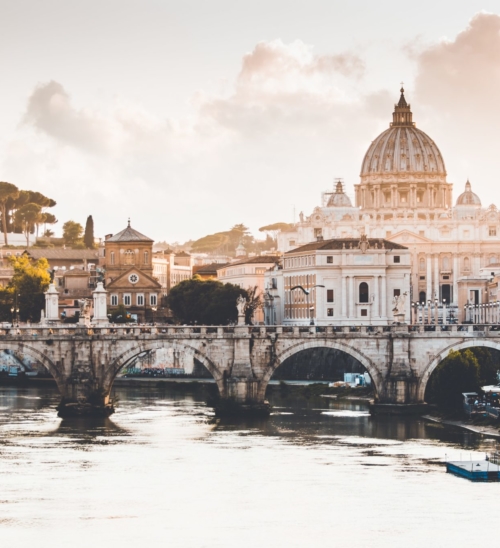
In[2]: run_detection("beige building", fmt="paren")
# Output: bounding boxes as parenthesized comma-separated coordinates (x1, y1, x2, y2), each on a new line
(217, 256, 280, 323)
(266, 237, 411, 326)
(277, 88, 500, 319)
(152, 250, 193, 298)
(101, 221, 161, 322)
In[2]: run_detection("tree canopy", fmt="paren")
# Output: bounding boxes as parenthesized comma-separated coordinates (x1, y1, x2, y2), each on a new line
(166, 277, 256, 325)
(63, 220, 84, 247)
(0, 255, 51, 322)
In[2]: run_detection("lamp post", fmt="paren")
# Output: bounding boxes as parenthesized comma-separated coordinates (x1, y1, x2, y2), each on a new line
(442, 299, 447, 325)
(151, 306, 157, 325)
(434, 297, 439, 325)
(427, 299, 431, 325)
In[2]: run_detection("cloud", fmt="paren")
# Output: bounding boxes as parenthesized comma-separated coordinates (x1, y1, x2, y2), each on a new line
(412, 12, 500, 192)
(24, 80, 112, 154)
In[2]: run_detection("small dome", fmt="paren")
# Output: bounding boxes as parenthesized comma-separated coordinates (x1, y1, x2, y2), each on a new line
(327, 180, 353, 208)
(456, 181, 481, 206)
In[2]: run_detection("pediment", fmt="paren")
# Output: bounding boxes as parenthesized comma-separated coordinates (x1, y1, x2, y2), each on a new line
(386, 230, 433, 244)
(106, 267, 162, 290)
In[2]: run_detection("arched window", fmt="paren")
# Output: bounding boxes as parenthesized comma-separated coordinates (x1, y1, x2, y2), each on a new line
(359, 282, 369, 303)
(110, 251, 115, 265)
(419, 291, 426, 303)
(490, 256, 497, 265)
(124, 249, 135, 265)
(419, 258, 425, 271)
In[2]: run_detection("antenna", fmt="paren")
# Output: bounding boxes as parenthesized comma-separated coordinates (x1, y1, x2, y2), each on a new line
(293, 206, 296, 224)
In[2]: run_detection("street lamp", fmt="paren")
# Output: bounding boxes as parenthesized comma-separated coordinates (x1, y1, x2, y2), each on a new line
(151, 306, 157, 325)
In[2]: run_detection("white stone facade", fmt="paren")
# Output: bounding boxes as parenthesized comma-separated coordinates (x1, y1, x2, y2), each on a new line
(276, 89, 500, 316)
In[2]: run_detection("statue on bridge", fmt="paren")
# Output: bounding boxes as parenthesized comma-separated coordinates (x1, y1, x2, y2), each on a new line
(78, 299, 92, 325)
(392, 291, 408, 323)
(236, 295, 246, 325)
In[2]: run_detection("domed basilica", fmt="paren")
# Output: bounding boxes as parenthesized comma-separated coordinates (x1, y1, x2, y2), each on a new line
(277, 88, 500, 314)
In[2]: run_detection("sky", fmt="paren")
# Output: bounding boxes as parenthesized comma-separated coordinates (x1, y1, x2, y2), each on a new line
(1, 1, 499, 243)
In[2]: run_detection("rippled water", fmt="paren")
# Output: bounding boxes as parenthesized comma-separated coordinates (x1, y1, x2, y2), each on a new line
(0, 384, 499, 547)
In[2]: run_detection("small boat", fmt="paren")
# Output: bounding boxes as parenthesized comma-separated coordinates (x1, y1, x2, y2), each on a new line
(446, 455, 500, 482)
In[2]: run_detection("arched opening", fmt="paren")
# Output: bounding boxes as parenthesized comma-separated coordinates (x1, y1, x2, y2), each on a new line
(421, 342, 500, 409)
(104, 342, 225, 402)
(359, 282, 369, 303)
(419, 291, 426, 303)
(261, 342, 381, 404)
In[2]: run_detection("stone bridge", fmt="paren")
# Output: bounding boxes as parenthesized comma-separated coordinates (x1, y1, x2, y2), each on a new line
(1, 323, 499, 416)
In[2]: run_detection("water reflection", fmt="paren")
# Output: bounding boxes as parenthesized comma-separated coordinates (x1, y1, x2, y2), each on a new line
(0, 383, 498, 548)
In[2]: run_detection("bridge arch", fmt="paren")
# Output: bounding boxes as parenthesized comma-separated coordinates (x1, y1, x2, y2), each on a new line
(258, 339, 383, 400)
(0, 341, 63, 387)
(103, 340, 226, 397)
(418, 339, 500, 401)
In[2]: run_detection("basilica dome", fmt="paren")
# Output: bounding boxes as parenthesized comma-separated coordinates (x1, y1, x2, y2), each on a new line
(327, 180, 353, 207)
(360, 88, 446, 180)
(456, 180, 481, 206)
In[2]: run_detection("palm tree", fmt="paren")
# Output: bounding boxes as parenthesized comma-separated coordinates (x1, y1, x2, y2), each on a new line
(0, 182, 19, 245)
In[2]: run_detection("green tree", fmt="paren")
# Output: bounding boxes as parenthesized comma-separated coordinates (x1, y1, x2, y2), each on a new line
(8, 255, 51, 322)
(166, 277, 251, 325)
(259, 222, 295, 242)
(63, 220, 84, 247)
(83, 215, 95, 249)
(14, 203, 42, 247)
(0, 182, 20, 245)
(109, 304, 134, 323)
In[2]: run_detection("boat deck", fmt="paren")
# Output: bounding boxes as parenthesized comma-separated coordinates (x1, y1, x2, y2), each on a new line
(446, 460, 500, 482)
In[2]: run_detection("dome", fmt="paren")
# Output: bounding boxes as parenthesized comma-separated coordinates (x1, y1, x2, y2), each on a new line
(360, 88, 446, 180)
(327, 180, 353, 207)
(456, 180, 481, 206)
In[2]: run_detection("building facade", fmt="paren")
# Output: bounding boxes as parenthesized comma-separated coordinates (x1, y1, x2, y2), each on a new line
(266, 237, 411, 326)
(277, 88, 500, 319)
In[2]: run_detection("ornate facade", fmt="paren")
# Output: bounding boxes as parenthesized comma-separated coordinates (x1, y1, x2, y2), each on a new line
(277, 88, 500, 320)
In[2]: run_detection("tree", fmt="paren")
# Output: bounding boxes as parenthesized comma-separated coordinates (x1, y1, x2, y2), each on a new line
(7, 255, 51, 322)
(109, 304, 133, 323)
(83, 215, 95, 249)
(0, 182, 19, 245)
(63, 220, 83, 247)
(166, 277, 251, 325)
(259, 222, 295, 242)
(14, 203, 42, 247)
(244, 286, 262, 325)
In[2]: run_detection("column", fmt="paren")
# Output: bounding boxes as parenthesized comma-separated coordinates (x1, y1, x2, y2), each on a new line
(426, 254, 432, 302)
(44, 283, 59, 323)
(92, 282, 108, 325)
(348, 276, 354, 319)
(341, 275, 347, 318)
(381, 275, 387, 319)
(434, 254, 439, 300)
(453, 255, 459, 305)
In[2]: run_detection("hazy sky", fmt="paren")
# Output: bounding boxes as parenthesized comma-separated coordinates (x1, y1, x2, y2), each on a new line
(1, 1, 499, 243)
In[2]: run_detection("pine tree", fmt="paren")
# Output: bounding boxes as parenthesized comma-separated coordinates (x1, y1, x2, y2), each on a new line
(83, 215, 94, 249)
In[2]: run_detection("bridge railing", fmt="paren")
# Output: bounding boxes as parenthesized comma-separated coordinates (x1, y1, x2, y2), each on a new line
(0, 323, 500, 339)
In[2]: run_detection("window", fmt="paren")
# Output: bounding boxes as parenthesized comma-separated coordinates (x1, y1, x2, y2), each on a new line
(327, 289, 334, 303)
(419, 258, 425, 271)
(110, 251, 115, 265)
(490, 256, 498, 265)
(150, 294, 157, 306)
(123, 294, 131, 306)
(386, 231, 392, 238)
(393, 256, 400, 263)
(137, 294, 144, 306)
(442, 257, 449, 270)
(419, 291, 426, 303)
(359, 282, 369, 303)
(489, 226, 497, 236)
(393, 289, 401, 297)
(289, 240, 296, 246)
(111, 294, 118, 306)
(143, 251, 149, 264)
(326, 256, 333, 264)
(314, 228, 322, 239)
(327, 308, 334, 317)
(443, 275, 450, 280)
(124, 249, 135, 265)
(419, 276, 425, 280)
(360, 309, 368, 317)
(464, 257, 470, 271)
(463, 230, 470, 239)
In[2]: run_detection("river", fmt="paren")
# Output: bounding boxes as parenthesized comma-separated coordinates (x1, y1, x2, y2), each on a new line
(0, 383, 498, 547)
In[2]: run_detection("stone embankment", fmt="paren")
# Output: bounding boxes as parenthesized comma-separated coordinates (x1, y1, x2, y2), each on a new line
(423, 414, 500, 438)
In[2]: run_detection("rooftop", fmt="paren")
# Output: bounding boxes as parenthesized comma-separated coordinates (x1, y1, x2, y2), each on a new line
(25, 249, 99, 260)
(106, 220, 153, 243)
(217, 256, 280, 269)
(286, 238, 407, 254)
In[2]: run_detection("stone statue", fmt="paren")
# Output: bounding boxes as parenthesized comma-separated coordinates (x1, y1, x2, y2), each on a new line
(299, 211, 304, 222)
(392, 292, 407, 315)
(236, 295, 246, 316)
(78, 299, 91, 318)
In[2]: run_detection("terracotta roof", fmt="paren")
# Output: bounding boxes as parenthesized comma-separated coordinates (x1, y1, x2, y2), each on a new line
(217, 256, 280, 269)
(193, 263, 228, 275)
(106, 222, 153, 243)
(25, 249, 99, 260)
(285, 239, 407, 254)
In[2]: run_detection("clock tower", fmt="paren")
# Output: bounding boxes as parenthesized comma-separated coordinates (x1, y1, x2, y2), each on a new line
(102, 220, 162, 322)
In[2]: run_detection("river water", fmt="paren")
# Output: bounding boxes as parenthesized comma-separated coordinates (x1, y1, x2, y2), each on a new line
(0, 383, 498, 547)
